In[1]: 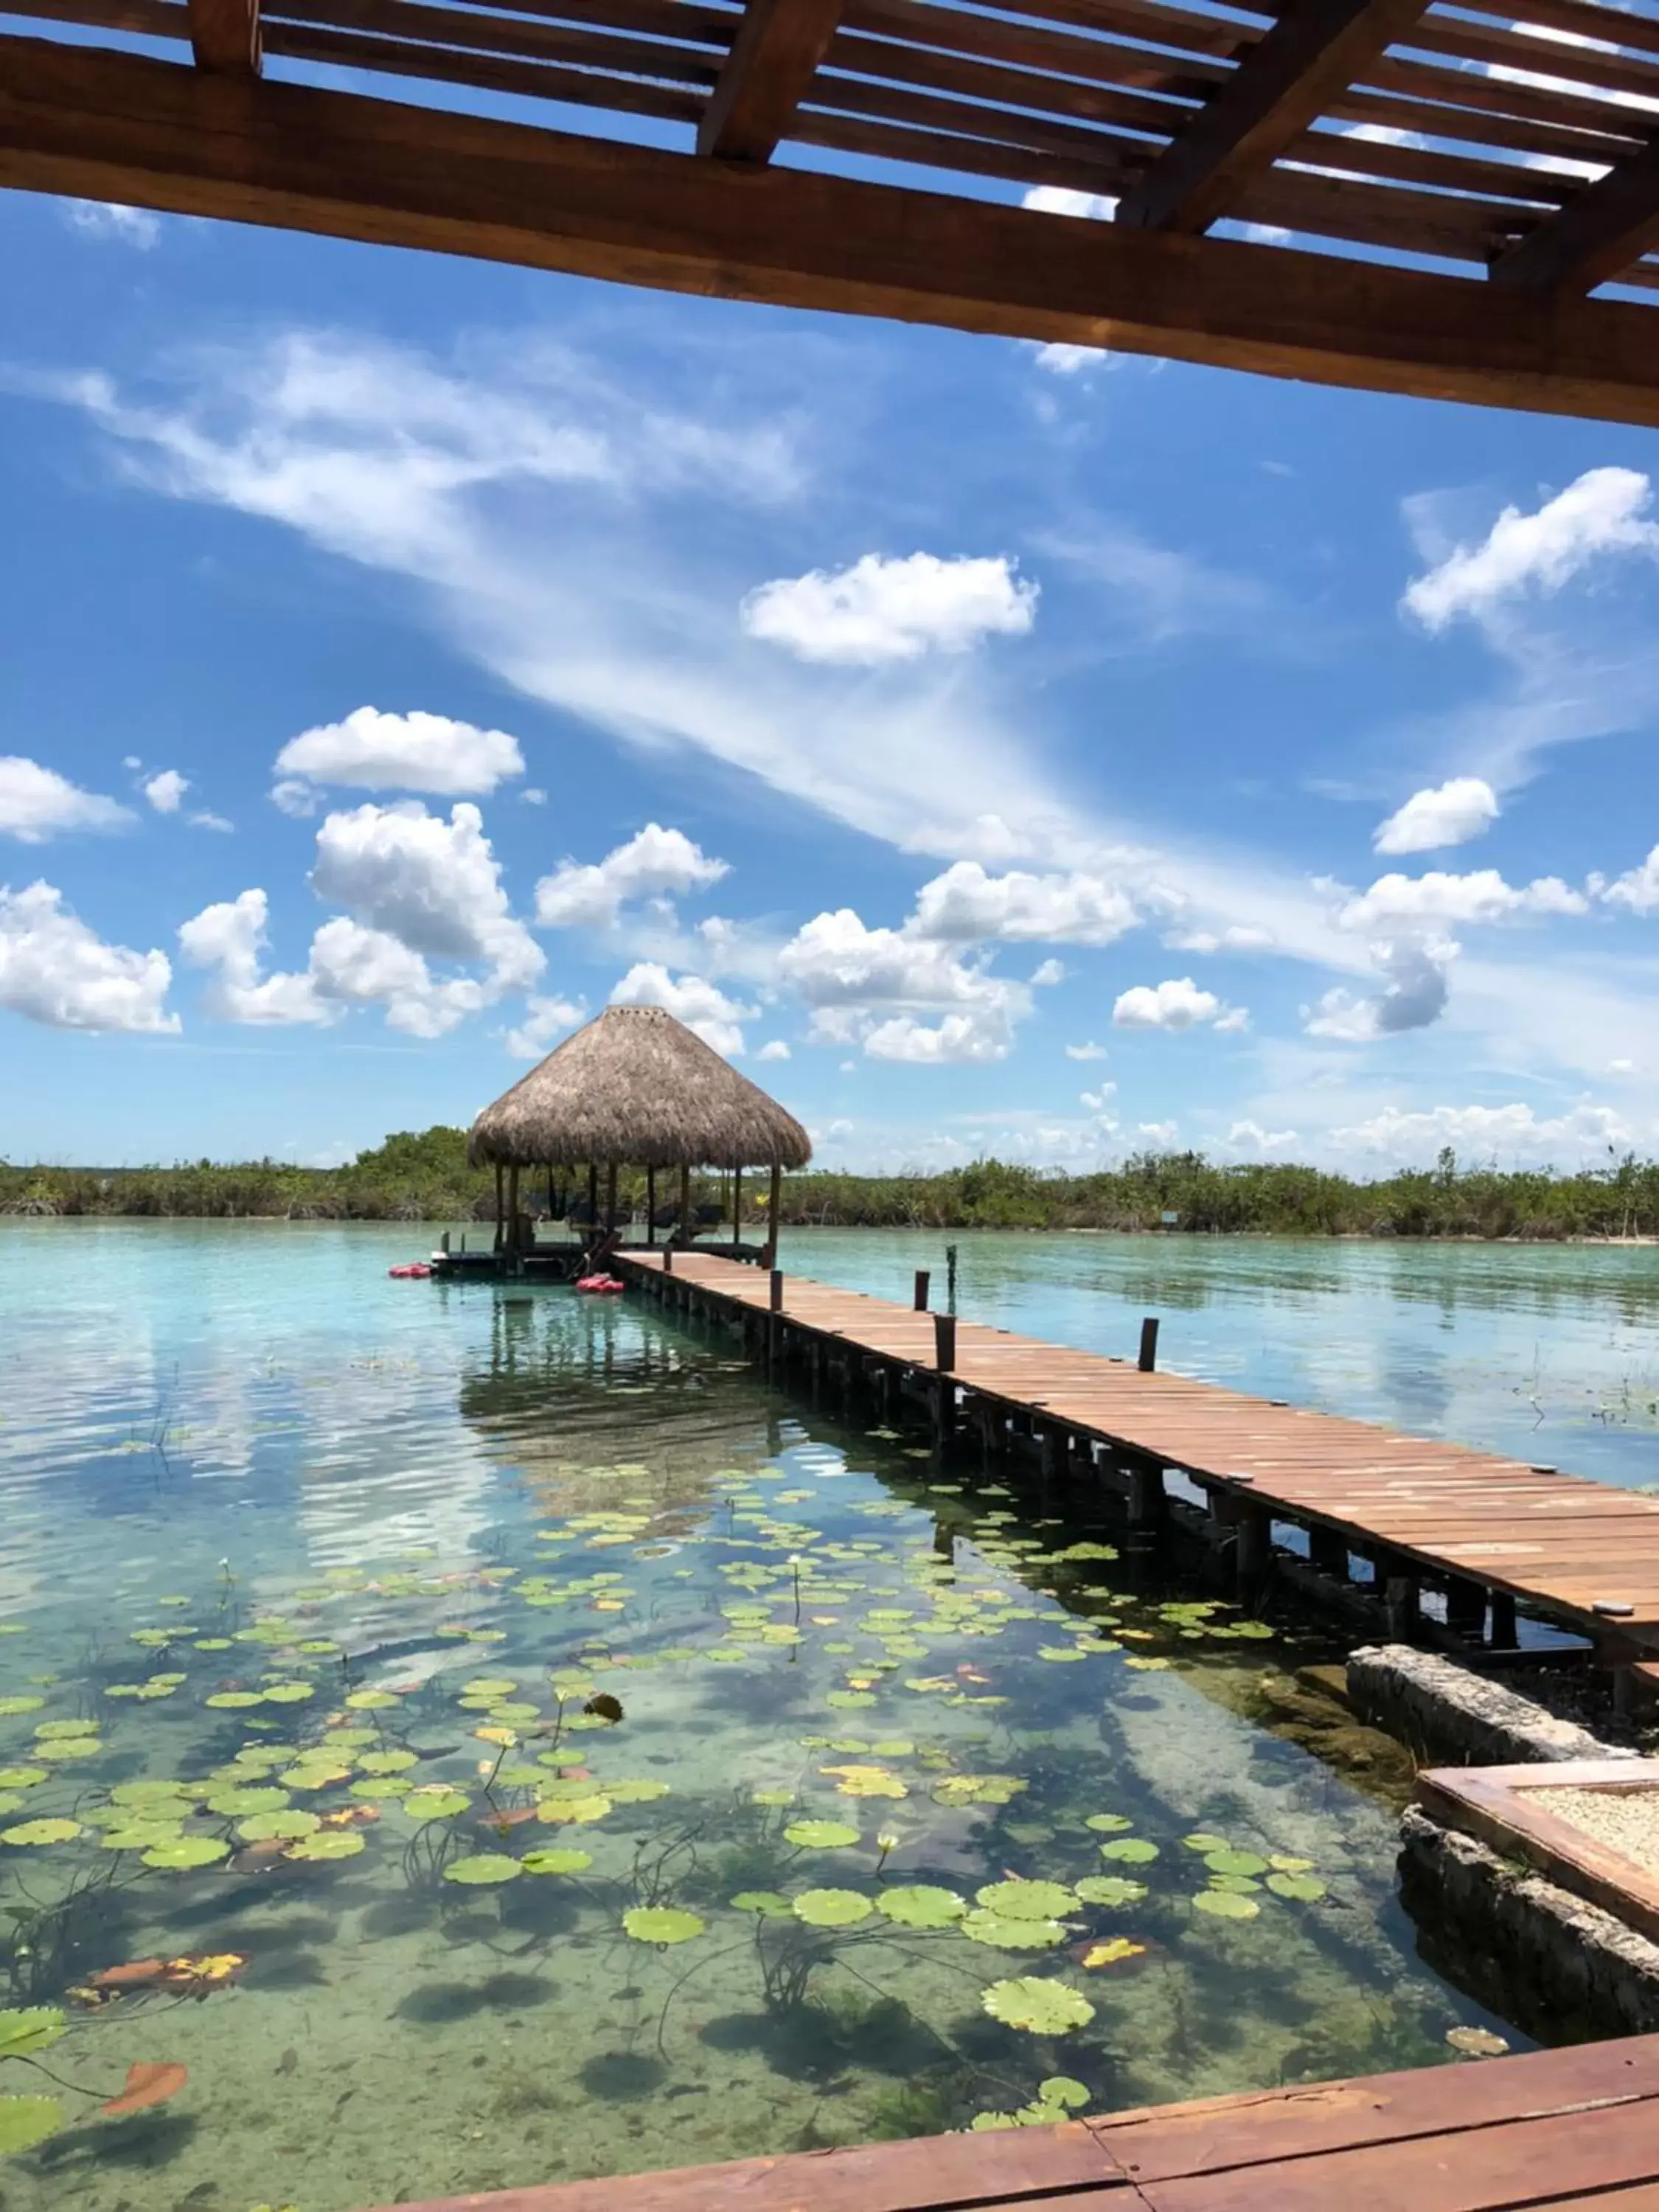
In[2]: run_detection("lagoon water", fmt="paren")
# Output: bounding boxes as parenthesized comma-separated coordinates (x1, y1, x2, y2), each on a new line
(0, 1220, 1644, 2209)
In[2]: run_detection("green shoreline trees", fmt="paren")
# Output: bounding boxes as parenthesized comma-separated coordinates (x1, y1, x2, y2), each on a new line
(3, 1128, 1656, 1239)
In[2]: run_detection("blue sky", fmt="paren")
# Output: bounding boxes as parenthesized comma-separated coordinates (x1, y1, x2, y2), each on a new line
(4, 173, 1659, 1175)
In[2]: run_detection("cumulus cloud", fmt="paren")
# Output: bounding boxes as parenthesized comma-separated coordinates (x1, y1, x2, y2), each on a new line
(0, 757, 130, 843)
(863, 1012, 1014, 1063)
(307, 917, 490, 1037)
(1304, 938, 1452, 1039)
(504, 993, 585, 1060)
(0, 880, 177, 1032)
(63, 201, 159, 248)
(1403, 467, 1659, 632)
(273, 706, 526, 804)
(1373, 776, 1499, 855)
(1065, 1040, 1107, 1060)
(535, 824, 728, 929)
(1595, 846, 1659, 914)
(757, 1039, 791, 1061)
(1031, 344, 1113, 377)
(1023, 187, 1119, 220)
(910, 860, 1136, 945)
(609, 963, 753, 1055)
(1135, 1119, 1179, 1146)
(1031, 957, 1065, 987)
(1113, 977, 1223, 1031)
(1227, 1119, 1298, 1152)
(142, 768, 189, 814)
(1333, 1100, 1635, 1165)
(741, 552, 1038, 666)
(777, 907, 1032, 1062)
(1163, 924, 1275, 953)
(178, 888, 332, 1025)
(1338, 869, 1587, 932)
(310, 801, 541, 987)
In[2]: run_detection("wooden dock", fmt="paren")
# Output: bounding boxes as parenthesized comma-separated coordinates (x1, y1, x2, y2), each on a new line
(620, 1251, 1659, 1665)
(387, 2034, 1659, 2212)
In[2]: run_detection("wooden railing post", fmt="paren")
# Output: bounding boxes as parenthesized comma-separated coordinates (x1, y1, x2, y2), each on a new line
(914, 1269, 931, 1312)
(1138, 1317, 1160, 1372)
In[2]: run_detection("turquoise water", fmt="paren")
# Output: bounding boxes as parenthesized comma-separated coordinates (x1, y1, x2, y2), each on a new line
(0, 1222, 1569, 2209)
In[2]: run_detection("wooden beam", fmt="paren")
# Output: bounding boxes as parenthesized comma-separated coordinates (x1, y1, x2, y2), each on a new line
(1116, 0, 1430, 234)
(4, 37, 1659, 427)
(698, 0, 845, 162)
(1489, 136, 1659, 293)
(187, 0, 259, 74)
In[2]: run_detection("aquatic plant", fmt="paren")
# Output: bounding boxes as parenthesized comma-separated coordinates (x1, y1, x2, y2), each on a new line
(791, 1890, 872, 1929)
(980, 1979, 1095, 2034)
(621, 1907, 704, 1944)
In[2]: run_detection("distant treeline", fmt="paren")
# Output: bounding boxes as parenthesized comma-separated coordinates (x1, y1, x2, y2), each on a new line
(1, 1126, 1656, 1239)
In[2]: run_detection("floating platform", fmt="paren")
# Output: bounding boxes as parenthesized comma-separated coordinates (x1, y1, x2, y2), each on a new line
(383, 2032, 1659, 2212)
(619, 1251, 1659, 1667)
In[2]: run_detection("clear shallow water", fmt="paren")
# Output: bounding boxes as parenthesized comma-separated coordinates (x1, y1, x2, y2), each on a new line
(782, 1228, 1659, 1488)
(0, 1223, 1539, 2209)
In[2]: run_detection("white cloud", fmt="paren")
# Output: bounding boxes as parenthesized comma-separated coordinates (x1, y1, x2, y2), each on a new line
(535, 823, 728, 929)
(63, 201, 159, 248)
(1227, 1119, 1298, 1152)
(1022, 187, 1119, 221)
(0, 880, 177, 1032)
(189, 810, 234, 832)
(1304, 939, 1452, 1039)
(142, 768, 188, 814)
(274, 706, 525, 804)
(0, 757, 130, 843)
(178, 888, 332, 1025)
(1403, 467, 1659, 632)
(1164, 924, 1275, 953)
(608, 963, 752, 1055)
(1596, 846, 1659, 914)
(1079, 1085, 1116, 1108)
(1113, 977, 1222, 1031)
(1333, 1100, 1635, 1166)
(1338, 869, 1587, 932)
(270, 779, 318, 818)
(1031, 957, 1065, 987)
(742, 552, 1037, 667)
(1373, 776, 1499, 855)
(1135, 1119, 1179, 1146)
(307, 917, 487, 1037)
(757, 1039, 791, 1061)
(910, 860, 1135, 945)
(1031, 343, 1113, 377)
(863, 1012, 1013, 1063)
(1214, 1005, 1251, 1033)
(521, 787, 548, 806)
(504, 993, 585, 1060)
(310, 801, 540, 987)
(1065, 1040, 1107, 1060)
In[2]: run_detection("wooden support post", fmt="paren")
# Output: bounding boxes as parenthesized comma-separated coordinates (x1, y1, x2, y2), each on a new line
(588, 1161, 599, 1231)
(933, 1312, 956, 1372)
(646, 1166, 655, 1246)
(1235, 1504, 1271, 1599)
(679, 1163, 691, 1248)
(1444, 1576, 1487, 1636)
(605, 1161, 618, 1234)
(187, 0, 261, 75)
(1385, 1573, 1420, 1638)
(507, 1164, 521, 1265)
(1138, 1317, 1160, 1373)
(733, 1162, 742, 1251)
(1489, 1590, 1517, 1647)
(1127, 1461, 1165, 1529)
(663, 1242, 673, 1276)
(913, 1269, 931, 1312)
(698, 0, 846, 162)
(765, 1158, 781, 1268)
(493, 1163, 503, 1253)
(1040, 1422, 1063, 1483)
(1309, 1525, 1349, 1577)
(769, 1269, 784, 1312)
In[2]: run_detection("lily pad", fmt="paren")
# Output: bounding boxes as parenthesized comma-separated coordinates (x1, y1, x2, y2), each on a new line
(0, 1699, 44, 1718)
(0, 1819, 80, 1847)
(1266, 1873, 1327, 1902)
(792, 1888, 872, 1928)
(1193, 1888, 1260, 1920)
(980, 1978, 1094, 2034)
(961, 1911, 1067, 1950)
(285, 1831, 365, 1862)
(204, 1787, 290, 1818)
(442, 1854, 522, 1885)
(1082, 1938, 1147, 1969)
(0, 1770, 46, 1792)
(975, 1879, 1078, 1921)
(1099, 1838, 1158, 1865)
(535, 1794, 611, 1826)
(1205, 1849, 1269, 1878)
(403, 1788, 468, 1823)
(602, 1780, 670, 1805)
(1182, 1832, 1231, 1853)
(1075, 1876, 1149, 1907)
(622, 1906, 705, 1943)
(1085, 1814, 1134, 1833)
(0, 2010, 63, 2057)
(523, 1849, 594, 1875)
(876, 1885, 965, 1929)
(355, 1750, 417, 1776)
(0, 2095, 61, 2154)
(344, 1690, 398, 1711)
(784, 1820, 859, 1850)
(142, 1834, 230, 1870)
(238, 1809, 319, 1843)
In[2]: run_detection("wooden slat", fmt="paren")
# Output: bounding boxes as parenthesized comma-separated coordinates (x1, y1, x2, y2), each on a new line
(1116, 0, 1431, 233)
(1489, 136, 1659, 289)
(188, 0, 258, 68)
(804, 69, 1155, 169)
(698, 0, 848, 159)
(840, 0, 1230, 101)
(264, 19, 706, 114)
(13, 34, 1659, 428)
(793, 102, 1131, 197)
(266, 0, 719, 83)
(1408, 10, 1659, 108)
(824, 26, 1197, 139)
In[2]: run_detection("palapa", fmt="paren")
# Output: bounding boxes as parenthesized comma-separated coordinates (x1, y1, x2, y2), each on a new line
(468, 1005, 811, 1171)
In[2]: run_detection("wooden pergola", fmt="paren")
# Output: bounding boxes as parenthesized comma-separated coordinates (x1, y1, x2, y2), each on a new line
(6, 0, 1659, 425)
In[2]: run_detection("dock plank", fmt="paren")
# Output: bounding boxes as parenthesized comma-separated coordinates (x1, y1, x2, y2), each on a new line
(621, 1252, 1659, 1643)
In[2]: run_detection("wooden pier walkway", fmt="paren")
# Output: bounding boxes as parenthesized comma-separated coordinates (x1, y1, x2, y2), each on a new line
(620, 1251, 1659, 1661)
(390, 2033, 1659, 2212)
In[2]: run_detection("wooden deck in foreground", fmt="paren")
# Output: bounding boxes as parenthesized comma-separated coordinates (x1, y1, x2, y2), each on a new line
(389, 2034, 1659, 2212)
(620, 1251, 1659, 1659)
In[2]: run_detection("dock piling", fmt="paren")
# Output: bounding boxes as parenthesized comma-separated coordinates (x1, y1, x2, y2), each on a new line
(1138, 1317, 1160, 1372)
(914, 1270, 931, 1312)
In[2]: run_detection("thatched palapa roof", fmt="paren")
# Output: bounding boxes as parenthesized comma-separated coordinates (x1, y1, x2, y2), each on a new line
(468, 1005, 812, 1172)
